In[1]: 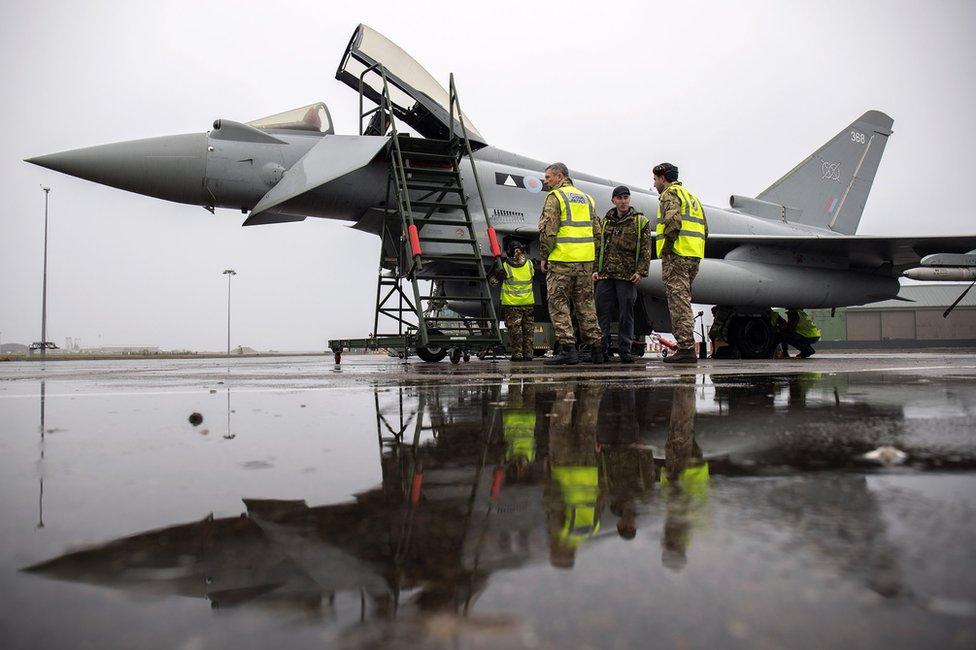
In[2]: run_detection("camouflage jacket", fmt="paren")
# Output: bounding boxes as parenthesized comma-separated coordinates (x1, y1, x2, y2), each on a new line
(594, 207, 652, 280)
(538, 177, 598, 273)
(658, 181, 708, 257)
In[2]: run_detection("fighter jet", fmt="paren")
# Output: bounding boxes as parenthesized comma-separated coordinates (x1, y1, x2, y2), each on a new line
(26, 24, 976, 359)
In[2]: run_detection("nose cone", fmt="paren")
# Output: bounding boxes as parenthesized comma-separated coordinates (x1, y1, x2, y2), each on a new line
(26, 133, 208, 205)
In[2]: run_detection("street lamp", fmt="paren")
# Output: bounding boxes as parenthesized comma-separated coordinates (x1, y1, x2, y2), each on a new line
(40, 187, 51, 356)
(222, 269, 236, 355)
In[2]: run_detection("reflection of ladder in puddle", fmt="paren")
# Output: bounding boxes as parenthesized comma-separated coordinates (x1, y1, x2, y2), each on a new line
(363, 66, 503, 362)
(373, 386, 499, 614)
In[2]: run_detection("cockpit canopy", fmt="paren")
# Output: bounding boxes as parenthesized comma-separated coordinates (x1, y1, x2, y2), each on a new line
(247, 102, 334, 134)
(336, 24, 486, 147)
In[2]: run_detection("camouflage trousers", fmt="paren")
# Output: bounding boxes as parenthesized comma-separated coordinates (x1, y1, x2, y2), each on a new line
(504, 305, 535, 358)
(662, 254, 700, 350)
(546, 263, 602, 346)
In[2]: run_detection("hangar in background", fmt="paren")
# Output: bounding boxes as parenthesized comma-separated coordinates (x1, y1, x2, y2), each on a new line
(811, 284, 976, 347)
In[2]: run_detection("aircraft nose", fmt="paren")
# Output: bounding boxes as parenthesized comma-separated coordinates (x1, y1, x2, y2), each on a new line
(26, 133, 209, 205)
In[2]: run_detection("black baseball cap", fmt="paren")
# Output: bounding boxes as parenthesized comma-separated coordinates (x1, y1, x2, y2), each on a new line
(612, 185, 630, 197)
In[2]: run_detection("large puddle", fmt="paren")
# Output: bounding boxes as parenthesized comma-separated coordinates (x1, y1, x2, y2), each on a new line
(2, 366, 975, 648)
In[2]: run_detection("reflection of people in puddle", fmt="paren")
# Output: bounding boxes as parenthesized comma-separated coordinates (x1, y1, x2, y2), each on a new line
(545, 384, 605, 568)
(597, 387, 656, 540)
(661, 377, 708, 572)
(502, 381, 538, 484)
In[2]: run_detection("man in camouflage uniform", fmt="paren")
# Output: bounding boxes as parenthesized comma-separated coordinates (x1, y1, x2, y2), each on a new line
(593, 185, 652, 363)
(653, 163, 708, 364)
(539, 162, 604, 365)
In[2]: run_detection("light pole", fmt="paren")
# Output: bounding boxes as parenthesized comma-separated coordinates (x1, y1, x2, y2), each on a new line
(40, 187, 51, 356)
(222, 269, 236, 355)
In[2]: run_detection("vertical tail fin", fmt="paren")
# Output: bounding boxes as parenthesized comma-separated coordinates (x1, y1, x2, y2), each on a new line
(756, 110, 893, 235)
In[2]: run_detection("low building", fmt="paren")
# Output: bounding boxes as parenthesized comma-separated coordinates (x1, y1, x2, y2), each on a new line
(810, 284, 976, 347)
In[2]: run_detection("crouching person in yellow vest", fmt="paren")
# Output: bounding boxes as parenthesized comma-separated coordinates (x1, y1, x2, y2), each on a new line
(539, 162, 605, 365)
(782, 309, 822, 359)
(493, 240, 537, 362)
(654, 162, 707, 365)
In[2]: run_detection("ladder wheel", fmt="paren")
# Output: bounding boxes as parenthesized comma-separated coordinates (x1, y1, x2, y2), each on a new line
(450, 348, 462, 364)
(416, 343, 447, 362)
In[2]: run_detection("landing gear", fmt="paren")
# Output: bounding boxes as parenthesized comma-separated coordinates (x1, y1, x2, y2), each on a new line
(334, 350, 342, 364)
(729, 315, 777, 359)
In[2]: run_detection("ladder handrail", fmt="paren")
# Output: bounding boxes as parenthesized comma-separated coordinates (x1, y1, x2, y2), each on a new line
(448, 73, 500, 258)
(359, 64, 421, 268)
(359, 63, 429, 347)
(448, 73, 503, 341)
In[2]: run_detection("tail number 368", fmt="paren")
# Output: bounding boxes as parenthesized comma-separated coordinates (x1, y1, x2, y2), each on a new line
(851, 131, 866, 144)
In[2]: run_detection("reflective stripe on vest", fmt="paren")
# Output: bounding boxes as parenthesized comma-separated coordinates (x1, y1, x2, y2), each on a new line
(552, 465, 600, 547)
(655, 184, 707, 258)
(504, 410, 536, 462)
(549, 186, 596, 263)
(795, 311, 822, 338)
(501, 261, 535, 306)
(598, 213, 649, 272)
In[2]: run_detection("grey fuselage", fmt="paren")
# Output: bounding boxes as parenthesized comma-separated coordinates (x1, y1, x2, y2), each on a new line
(199, 131, 896, 313)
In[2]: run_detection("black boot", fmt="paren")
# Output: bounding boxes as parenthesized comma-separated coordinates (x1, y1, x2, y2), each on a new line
(545, 346, 579, 365)
(590, 346, 605, 364)
(663, 348, 698, 364)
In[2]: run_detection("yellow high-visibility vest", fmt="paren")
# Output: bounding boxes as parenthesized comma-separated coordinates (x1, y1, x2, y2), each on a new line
(795, 310, 822, 338)
(501, 260, 535, 306)
(655, 183, 707, 258)
(548, 185, 597, 263)
(504, 410, 536, 462)
(660, 462, 710, 500)
(551, 465, 600, 547)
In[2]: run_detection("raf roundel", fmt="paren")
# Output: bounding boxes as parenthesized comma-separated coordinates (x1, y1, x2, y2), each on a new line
(524, 177, 543, 194)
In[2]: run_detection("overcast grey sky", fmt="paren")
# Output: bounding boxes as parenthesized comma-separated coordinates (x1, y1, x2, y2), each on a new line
(2, 0, 974, 351)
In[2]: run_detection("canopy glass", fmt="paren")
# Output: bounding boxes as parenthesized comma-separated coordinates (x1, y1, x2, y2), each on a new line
(247, 102, 334, 134)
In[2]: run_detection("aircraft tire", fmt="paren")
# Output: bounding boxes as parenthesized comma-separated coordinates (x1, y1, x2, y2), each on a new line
(730, 316, 777, 359)
(631, 342, 647, 357)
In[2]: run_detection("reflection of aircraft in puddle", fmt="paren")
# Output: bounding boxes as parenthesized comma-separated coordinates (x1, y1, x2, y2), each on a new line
(24, 384, 534, 625)
(26, 376, 926, 625)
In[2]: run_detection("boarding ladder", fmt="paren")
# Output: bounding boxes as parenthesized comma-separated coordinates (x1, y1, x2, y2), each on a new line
(361, 67, 503, 361)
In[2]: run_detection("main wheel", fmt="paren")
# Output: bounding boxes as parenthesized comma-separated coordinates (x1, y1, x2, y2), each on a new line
(450, 348, 462, 365)
(631, 342, 646, 358)
(730, 316, 777, 359)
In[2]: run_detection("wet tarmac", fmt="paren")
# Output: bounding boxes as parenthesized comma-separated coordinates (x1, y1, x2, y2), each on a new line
(2, 353, 976, 649)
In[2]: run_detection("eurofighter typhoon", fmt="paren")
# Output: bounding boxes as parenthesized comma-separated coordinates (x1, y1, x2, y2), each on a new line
(27, 25, 976, 360)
